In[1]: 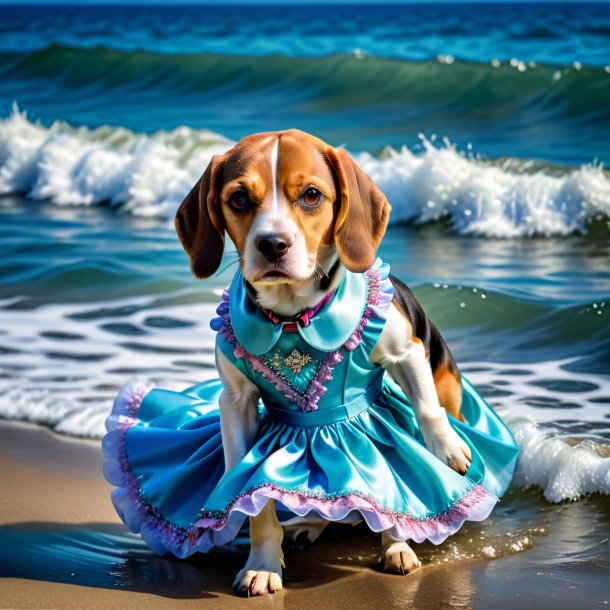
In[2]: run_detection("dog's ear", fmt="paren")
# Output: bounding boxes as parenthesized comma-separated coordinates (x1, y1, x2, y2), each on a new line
(326, 146, 391, 273)
(175, 154, 226, 279)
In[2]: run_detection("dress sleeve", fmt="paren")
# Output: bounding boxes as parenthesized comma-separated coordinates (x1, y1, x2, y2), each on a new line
(355, 257, 395, 361)
(210, 287, 254, 379)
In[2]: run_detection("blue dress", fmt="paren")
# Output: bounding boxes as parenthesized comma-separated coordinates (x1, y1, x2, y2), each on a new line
(103, 259, 519, 559)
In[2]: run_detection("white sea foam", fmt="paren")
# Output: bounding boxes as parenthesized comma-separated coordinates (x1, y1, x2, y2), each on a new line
(1, 106, 609, 236)
(464, 359, 610, 502)
(0, 104, 232, 218)
(507, 416, 610, 503)
(358, 140, 610, 237)
(0, 297, 219, 439)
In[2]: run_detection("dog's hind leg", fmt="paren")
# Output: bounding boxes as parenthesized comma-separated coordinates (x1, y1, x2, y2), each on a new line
(282, 514, 328, 547)
(233, 500, 285, 596)
(380, 527, 421, 575)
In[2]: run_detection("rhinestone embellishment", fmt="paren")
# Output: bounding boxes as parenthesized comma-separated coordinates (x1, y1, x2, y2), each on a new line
(283, 349, 313, 374)
(268, 348, 314, 375)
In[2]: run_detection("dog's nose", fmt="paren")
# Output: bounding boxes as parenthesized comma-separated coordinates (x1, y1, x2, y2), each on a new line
(256, 233, 293, 261)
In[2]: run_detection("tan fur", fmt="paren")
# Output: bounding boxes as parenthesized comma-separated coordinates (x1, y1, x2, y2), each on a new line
(175, 154, 226, 278)
(326, 146, 391, 272)
(218, 135, 276, 253)
(275, 133, 337, 256)
(433, 364, 465, 422)
(391, 304, 464, 422)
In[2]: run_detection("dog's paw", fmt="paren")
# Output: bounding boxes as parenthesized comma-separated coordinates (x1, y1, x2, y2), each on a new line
(232, 542, 284, 597)
(421, 422, 472, 475)
(381, 541, 421, 575)
(233, 569, 283, 597)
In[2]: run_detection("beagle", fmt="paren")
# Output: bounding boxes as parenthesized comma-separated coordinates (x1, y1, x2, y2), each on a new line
(175, 129, 472, 596)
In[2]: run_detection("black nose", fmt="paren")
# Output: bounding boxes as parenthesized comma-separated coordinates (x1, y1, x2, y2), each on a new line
(256, 233, 293, 261)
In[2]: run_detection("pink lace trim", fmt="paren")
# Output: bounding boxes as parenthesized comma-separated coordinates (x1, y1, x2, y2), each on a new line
(216, 268, 382, 412)
(104, 382, 211, 557)
(196, 482, 498, 545)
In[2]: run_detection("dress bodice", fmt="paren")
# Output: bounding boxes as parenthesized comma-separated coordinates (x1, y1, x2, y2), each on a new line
(211, 259, 395, 413)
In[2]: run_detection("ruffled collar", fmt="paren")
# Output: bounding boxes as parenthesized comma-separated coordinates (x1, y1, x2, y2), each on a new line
(228, 267, 368, 355)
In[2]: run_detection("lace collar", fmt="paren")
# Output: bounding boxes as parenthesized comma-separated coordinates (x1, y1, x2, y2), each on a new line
(228, 267, 368, 355)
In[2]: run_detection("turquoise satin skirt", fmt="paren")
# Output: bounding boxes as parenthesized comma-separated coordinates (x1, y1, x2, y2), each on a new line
(103, 375, 519, 558)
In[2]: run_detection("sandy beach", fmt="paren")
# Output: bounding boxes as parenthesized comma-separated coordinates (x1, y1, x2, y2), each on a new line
(1, 420, 607, 610)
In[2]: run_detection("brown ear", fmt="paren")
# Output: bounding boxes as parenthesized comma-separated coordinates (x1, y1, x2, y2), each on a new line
(174, 154, 226, 279)
(326, 146, 391, 272)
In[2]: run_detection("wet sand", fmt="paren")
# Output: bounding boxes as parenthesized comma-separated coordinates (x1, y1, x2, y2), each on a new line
(0, 421, 608, 610)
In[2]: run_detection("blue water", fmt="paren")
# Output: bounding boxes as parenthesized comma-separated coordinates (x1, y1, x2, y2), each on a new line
(2, 3, 609, 65)
(0, 2, 608, 237)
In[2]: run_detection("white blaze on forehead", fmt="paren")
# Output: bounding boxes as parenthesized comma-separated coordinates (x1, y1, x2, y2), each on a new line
(270, 137, 279, 217)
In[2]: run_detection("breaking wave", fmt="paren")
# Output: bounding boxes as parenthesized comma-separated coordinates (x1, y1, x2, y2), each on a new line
(1, 106, 608, 237)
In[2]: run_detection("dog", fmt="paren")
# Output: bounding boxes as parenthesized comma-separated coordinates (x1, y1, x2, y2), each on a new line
(175, 129, 472, 596)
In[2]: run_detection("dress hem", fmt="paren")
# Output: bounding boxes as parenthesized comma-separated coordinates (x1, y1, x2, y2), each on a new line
(195, 482, 497, 546)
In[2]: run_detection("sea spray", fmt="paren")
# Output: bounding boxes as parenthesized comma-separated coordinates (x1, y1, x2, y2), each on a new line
(507, 417, 610, 502)
(0, 105, 231, 217)
(359, 141, 610, 237)
(1, 107, 609, 237)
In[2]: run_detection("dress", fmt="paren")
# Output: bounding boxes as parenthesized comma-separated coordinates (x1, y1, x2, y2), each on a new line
(103, 259, 520, 559)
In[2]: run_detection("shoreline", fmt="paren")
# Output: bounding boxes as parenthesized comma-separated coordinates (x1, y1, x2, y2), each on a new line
(0, 420, 608, 609)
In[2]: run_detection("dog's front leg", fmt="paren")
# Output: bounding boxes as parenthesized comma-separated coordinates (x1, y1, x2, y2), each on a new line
(216, 348, 284, 596)
(370, 304, 472, 572)
(380, 528, 421, 575)
(370, 304, 472, 475)
(232, 500, 284, 596)
(385, 340, 472, 474)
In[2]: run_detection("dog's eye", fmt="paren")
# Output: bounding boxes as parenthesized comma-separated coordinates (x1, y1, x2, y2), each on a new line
(227, 189, 252, 213)
(299, 187, 323, 208)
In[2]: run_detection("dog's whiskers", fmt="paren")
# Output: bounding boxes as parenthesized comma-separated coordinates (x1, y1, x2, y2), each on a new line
(315, 259, 330, 280)
(215, 251, 242, 276)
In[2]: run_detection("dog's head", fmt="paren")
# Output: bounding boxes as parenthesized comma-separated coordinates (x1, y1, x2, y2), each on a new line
(175, 129, 390, 288)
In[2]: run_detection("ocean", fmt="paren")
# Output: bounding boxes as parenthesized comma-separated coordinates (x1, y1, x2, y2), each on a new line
(0, 2, 609, 602)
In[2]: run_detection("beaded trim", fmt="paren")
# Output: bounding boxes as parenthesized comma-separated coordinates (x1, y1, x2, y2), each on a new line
(105, 383, 208, 554)
(272, 348, 313, 375)
(195, 482, 497, 539)
(214, 268, 382, 412)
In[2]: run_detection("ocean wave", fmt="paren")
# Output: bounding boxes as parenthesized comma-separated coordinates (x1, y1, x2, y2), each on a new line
(0, 105, 232, 217)
(1, 3, 608, 68)
(2, 44, 608, 117)
(2, 44, 608, 166)
(1, 106, 608, 237)
(359, 142, 610, 237)
(507, 417, 610, 503)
